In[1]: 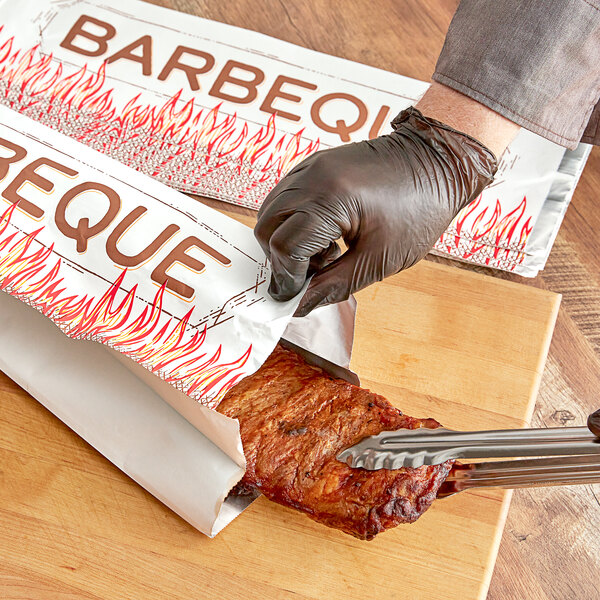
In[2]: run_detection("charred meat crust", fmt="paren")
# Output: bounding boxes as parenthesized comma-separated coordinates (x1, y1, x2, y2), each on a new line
(217, 344, 452, 540)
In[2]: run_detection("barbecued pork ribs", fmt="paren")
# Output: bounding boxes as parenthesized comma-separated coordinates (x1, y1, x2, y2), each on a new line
(217, 344, 452, 540)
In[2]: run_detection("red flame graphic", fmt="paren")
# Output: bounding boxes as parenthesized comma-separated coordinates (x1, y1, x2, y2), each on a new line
(0, 29, 535, 272)
(0, 203, 251, 408)
(435, 195, 533, 271)
(0, 30, 319, 207)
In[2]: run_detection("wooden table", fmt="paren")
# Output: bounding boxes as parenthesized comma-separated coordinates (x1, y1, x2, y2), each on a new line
(3, 1, 600, 598)
(164, 2, 600, 597)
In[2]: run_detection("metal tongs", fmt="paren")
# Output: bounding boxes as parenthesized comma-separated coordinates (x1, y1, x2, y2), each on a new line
(337, 410, 600, 497)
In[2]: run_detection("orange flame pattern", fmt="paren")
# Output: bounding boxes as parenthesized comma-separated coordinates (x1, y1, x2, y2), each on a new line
(0, 204, 251, 408)
(435, 195, 533, 270)
(0, 30, 319, 207)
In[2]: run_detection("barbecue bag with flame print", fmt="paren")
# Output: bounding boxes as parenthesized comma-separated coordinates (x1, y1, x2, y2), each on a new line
(0, 105, 326, 535)
(0, 0, 591, 276)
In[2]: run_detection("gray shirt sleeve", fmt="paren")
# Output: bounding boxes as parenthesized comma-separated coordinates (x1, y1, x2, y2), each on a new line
(433, 0, 600, 149)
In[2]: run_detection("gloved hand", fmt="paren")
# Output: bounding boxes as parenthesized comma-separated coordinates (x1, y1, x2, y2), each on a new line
(255, 107, 498, 317)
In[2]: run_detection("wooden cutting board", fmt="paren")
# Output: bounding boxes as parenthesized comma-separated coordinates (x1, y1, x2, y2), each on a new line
(0, 244, 559, 600)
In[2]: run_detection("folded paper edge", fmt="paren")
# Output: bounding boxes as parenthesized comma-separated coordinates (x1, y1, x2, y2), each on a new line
(0, 290, 246, 536)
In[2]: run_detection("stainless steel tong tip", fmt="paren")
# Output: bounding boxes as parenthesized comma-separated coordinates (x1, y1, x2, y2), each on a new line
(338, 417, 600, 471)
(336, 429, 452, 470)
(338, 412, 600, 494)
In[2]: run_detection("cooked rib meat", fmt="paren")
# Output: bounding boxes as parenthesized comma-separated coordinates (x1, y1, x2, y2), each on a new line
(217, 344, 452, 540)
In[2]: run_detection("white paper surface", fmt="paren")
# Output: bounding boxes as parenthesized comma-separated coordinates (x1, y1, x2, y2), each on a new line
(0, 0, 589, 276)
(0, 290, 250, 536)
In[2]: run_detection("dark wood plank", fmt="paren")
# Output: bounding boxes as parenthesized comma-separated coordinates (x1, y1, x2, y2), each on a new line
(485, 153, 600, 600)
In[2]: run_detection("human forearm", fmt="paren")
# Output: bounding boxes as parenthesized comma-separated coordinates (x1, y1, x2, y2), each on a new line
(416, 82, 519, 158)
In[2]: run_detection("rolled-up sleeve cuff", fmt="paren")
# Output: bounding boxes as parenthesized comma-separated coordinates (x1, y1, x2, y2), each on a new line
(433, 0, 600, 150)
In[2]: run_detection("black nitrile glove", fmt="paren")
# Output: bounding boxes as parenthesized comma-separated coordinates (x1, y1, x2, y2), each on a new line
(255, 107, 498, 317)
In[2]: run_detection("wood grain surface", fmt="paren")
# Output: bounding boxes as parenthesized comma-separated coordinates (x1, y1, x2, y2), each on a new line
(1, 1, 599, 599)
(0, 246, 559, 600)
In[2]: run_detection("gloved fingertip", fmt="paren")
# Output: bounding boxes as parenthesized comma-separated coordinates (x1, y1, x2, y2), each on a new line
(269, 274, 301, 302)
(293, 301, 314, 318)
(269, 282, 290, 302)
(293, 290, 328, 317)
(268, 275, 281, 298)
